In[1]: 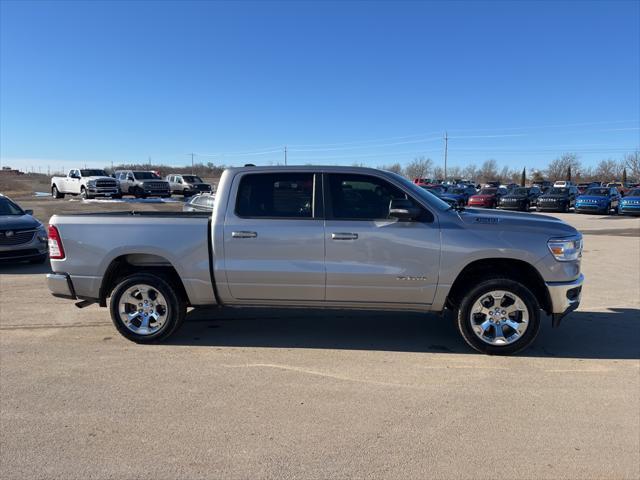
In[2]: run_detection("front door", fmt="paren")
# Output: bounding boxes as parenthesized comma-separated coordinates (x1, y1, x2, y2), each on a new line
(324, 173, 440, 306)
(223, 171, 325, 301)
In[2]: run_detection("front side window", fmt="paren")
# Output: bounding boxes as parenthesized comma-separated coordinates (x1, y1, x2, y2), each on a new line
(236, 173, 314, 218)
(328, 173, 409, 220)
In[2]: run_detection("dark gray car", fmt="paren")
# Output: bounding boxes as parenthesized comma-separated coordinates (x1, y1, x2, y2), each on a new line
(0, 195, 48, 264)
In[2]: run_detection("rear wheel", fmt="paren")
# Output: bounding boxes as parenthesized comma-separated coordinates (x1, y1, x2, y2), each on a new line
(52, 185, 64, 199)
(109, 273, 186, 343)
(455, 278, 540, 355)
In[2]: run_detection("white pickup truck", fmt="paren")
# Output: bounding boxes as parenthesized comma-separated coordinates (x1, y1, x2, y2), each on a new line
(51, 169, 120, 199)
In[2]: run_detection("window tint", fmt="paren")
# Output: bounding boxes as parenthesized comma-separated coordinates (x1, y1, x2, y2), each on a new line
(236, 173, 314, 218)
(328, 173, 408, 220)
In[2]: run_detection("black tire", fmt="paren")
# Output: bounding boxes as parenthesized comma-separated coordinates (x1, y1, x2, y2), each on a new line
(109, 273, 186, 344)
(29, 254, 48, 264)
(454, 278, 541, 355)
(522, 201, 530, 212)
(183, 189, 192, 197)
(80, 187, 90, 200)
(52, 185, 64, 199)
(111, 193, 122, 199)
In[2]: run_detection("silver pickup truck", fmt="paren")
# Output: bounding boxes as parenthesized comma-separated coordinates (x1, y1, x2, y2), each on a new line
(46, 166, 584, 355)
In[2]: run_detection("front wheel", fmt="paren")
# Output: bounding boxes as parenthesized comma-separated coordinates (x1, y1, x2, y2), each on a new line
(522, 201, 530, 212)
(454, 278, 541, 355)
(80, 187, 91, 200)
(109, 273, 186, 343)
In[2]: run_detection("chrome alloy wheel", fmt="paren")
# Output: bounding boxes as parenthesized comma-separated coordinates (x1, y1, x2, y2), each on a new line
(469, 290, 529, 345)
(118, 284, 168, 335)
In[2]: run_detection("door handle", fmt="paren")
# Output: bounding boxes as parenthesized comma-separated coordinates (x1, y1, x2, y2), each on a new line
(232, 231, 258, 239)
(331, 232, 358, 240)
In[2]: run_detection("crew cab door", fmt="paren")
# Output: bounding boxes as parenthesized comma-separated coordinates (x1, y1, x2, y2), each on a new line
(67, 169, 81, 194)
(223, 171, 325, 301)
(324, 173, 440, 306)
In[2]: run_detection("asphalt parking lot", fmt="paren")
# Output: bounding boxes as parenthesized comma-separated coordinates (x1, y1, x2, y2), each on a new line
(1, 198, 639, 479)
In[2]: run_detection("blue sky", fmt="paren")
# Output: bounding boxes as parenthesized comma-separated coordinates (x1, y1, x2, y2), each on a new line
(1, 0, 638, 173)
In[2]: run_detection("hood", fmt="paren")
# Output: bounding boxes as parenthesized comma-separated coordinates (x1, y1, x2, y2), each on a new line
(459, 208, 577, 236)
(621, 195, 640, 201)
(441, 192, 464, 199)
(142, 180, 169, 185)
(540, 194, 569, 199)
(84, 176, 116, 181)
(469, 194, 495, 200)
(502, 193, 527, 199)
(577, 195, 608, 201)
(0, 214, 42, 231)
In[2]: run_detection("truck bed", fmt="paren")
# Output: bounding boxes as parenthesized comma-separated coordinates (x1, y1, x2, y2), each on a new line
(49, 211, 216, 306)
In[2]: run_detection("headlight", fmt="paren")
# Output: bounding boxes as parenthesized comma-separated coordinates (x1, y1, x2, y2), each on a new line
(548, 235, 583, 262)
(87, 180, 96, 187)
(36, 225, 48, 242)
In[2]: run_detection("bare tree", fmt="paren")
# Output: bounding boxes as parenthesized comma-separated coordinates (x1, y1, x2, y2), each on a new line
(594, 159, 623, 181)
(378, 163, 403, 174)
(478, 159, 498, 183)
(432, 166, 445, 180)
(545, 153, 581, 182)
(462, 164, 478, 181)
(403, 156, 433, 180)
(624, 150, 640, 181)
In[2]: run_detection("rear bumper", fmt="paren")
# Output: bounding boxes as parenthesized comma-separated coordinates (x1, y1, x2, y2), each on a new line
(546, 273, 584, 326)
(46, 273, 77, 300)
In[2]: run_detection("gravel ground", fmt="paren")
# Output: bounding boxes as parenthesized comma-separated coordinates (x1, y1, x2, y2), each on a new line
(1, 202, 639, 479)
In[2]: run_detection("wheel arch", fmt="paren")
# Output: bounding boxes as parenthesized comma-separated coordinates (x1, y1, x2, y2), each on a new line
(99, 253, 189, 307)
(446, 258, 552, 314)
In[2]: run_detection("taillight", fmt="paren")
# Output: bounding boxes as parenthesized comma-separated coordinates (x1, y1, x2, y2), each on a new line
(47, 225, 65, 259)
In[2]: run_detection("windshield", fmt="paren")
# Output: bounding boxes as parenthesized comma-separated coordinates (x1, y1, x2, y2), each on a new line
(584, 188, 608, 196)
(478, 188, 496, 195)
(0, 197, 24, 215)
(511, 188, 528, 195)
(548, 187, 568, 195)
(182, 175, 203, 183)
(133, 171, 160, 180)
(626, 188, 640, 197)
(388, 172, 452, 211)
(449, 188, 465, 194)
(80, 169, 107, 177)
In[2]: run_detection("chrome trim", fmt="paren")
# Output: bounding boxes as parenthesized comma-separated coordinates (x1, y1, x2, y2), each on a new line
(46, 273, 76, 299)
(231, 231, 258, 238)
(546, 273, 584, 314)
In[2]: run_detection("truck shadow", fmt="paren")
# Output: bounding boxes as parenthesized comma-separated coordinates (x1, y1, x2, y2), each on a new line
(169, 307, 640, 359)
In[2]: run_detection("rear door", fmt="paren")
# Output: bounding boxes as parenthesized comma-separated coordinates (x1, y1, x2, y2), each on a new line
(223, 171, 325, 301)
(324, 172, 440, 306)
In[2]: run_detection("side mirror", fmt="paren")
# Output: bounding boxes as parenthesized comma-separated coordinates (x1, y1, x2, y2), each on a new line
(389, 198, 421, 221)
(128, 175, 134, 181)
(25, 209, 34, 215)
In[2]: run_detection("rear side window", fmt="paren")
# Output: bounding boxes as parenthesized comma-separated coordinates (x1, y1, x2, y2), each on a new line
(236, 173, 315, 218)
(328, 173, 408, 220)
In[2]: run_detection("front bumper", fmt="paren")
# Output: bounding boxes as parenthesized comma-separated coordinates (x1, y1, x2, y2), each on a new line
(0, 233, 48, 262)
(619, 203, 640, 214)
(575, 204, 608, 213)
(546, 273, 584, 327)
(46, 273, 77, 300)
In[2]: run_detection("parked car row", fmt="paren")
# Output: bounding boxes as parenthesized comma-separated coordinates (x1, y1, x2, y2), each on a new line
(50, 169, 214, 199)
(416, 179, 640, 216)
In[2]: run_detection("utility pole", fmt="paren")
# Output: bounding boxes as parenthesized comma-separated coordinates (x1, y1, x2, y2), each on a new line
(284, 146, 288, 166)
(443, 131, 448, 180)
(190, 153, 195, 174)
